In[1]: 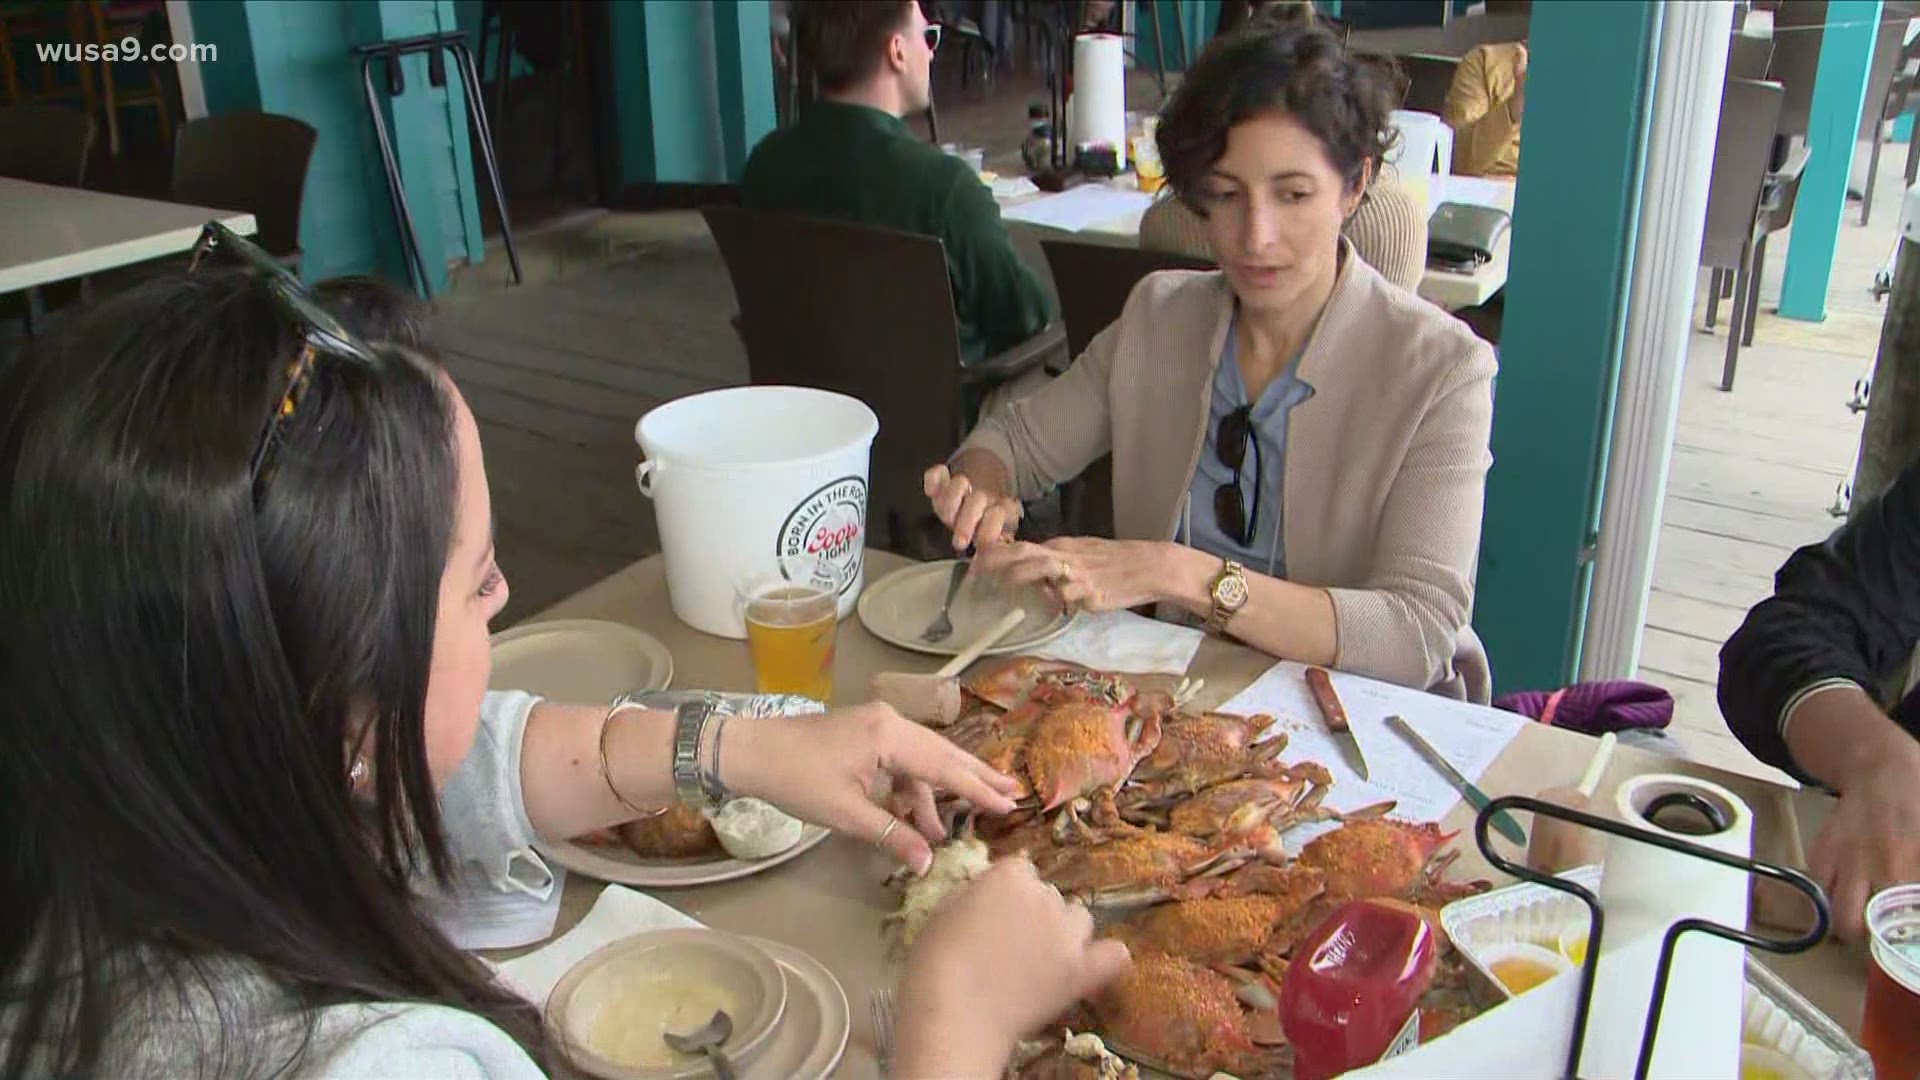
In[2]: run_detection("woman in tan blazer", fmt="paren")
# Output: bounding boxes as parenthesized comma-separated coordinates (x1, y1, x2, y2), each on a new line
(925, 23, 1497, 699)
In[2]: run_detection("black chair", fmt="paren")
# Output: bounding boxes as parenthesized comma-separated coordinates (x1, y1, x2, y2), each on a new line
(1040, 239, 1212, 538)
(0, 103, 95, 186)
(172, 111, 318, 268)
(703, 206, 1062, 556)
(1700, 78, 1784, 391)
(1399, 53, 1461, 116)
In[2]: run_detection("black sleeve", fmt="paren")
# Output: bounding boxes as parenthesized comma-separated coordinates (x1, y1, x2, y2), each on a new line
(1718, 455, 1920, 780)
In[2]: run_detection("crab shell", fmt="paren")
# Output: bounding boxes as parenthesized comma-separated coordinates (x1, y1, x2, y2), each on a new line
(1296, 819, 1489, 905)
(1092, 952, 1285, 1080)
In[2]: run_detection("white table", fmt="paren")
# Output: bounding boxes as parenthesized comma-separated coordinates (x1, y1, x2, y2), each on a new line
(997, 173, 1513, 313)
(0, 178, 257, 296)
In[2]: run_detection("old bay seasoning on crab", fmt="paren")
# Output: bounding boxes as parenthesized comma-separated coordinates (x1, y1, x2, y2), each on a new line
(1279, 898, 1439, 1080)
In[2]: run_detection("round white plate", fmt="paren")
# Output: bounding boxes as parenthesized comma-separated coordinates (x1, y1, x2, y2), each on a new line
(489, 619, 673, 700)
(741, 937, 851, 1080)
(536, 825, 832, 889)
(857, 559, 1072, 657)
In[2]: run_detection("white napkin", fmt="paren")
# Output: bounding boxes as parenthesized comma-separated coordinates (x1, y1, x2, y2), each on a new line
(1028, 608, 1204, 675)
(494, 885, 703, 1005)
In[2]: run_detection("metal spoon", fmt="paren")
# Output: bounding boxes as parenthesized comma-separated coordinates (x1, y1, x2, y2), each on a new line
(663, 1009, 736, 1080)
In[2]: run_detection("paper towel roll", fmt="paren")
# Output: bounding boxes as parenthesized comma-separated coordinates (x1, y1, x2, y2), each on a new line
(1579, 774, 1753, 1079)
(1070, 33, 1127, 169)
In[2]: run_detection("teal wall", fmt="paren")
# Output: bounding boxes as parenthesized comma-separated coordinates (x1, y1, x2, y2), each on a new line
(186, 0, 484, 289)
(1779, 0, 1883, 321)
(1473, 1, 1661, 693)
(1136, 0, 1219, 70)
(612, 0, 777, 187)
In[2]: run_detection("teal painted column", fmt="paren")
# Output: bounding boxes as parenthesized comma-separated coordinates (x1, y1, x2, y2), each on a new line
(1136, 1, 1216, 70)
(1780, 0, 1882, 322)
(1896, 113, 1914, 142)
(713, 0, 776, 180)
(1473, 1, 1661, 693)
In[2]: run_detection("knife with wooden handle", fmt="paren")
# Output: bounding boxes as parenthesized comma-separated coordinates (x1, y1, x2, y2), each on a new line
(1304, 666, 1370, 781)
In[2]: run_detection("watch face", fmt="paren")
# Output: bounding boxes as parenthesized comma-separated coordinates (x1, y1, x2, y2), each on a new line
(1215, 574, 1249, 610)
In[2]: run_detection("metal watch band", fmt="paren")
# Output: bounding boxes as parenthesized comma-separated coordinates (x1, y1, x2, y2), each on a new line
(1207, 559, 1245, 636)
(671, 695, 724, 809)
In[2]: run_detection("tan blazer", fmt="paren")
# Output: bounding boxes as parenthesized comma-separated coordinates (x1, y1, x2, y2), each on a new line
(963, 244, 1498, 699)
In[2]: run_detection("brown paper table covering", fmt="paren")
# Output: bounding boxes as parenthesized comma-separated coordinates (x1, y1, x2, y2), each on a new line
(486, 550, 1868, 1078)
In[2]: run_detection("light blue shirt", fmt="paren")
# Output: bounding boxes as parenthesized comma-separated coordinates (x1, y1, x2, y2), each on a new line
(1183, 314, 1315, 577)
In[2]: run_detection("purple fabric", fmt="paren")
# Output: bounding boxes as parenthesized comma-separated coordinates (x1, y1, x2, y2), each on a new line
(1494, 680, 1674, 735)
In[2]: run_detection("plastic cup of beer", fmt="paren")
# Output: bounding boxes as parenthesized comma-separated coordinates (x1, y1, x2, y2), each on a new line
(737, 559, 838, 703)
(1864, 883, 1920, 1079)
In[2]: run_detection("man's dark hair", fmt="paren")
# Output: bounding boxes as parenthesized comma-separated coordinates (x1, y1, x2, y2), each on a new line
(1157, 22, 1399, 213)
(796, 0, 917, 94)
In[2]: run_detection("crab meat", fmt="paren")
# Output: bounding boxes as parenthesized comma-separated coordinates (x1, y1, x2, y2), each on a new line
(1092, 952, 1285, 1080)
(1010, 1030, 1142, 1080)
(1296, 819, 1490, 907)
(882, 834, 992, 950)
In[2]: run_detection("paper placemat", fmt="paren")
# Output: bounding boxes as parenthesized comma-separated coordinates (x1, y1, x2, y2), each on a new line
(1028, 608, 1204, 675)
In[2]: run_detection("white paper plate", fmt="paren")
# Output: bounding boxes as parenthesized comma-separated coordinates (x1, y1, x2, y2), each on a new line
(489, 619, 673, 700)
(742, 937, 851, 1079)
(537, 826, 832, 889)
(858, 559, 1071, 657)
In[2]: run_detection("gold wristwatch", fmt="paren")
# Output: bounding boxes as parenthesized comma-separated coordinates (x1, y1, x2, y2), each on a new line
(1206, 559, 1249, 636)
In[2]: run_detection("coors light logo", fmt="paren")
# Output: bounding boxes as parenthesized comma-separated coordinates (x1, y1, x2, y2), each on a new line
(777, 475, 867, 596)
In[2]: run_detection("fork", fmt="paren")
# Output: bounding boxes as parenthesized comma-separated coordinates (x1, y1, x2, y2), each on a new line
(869, 988, 897, 1075)
(919, 559, 969, 643)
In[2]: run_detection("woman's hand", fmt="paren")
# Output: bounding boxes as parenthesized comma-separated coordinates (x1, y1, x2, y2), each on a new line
(723, 702, 1021, 873)
(924, 463, 1021, 552)
(972, 537, 1190, 613)
(893, 859, 1132, 1078)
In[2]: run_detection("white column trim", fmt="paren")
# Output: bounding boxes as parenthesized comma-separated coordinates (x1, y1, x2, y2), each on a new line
(1581, 1, 1735, 680)
(165, 1, 209, 121)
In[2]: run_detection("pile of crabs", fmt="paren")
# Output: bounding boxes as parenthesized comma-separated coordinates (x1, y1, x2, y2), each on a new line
(891, 658, 1496, 1080)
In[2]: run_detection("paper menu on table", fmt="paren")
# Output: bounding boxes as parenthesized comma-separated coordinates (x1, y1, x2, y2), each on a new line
(1218, 661, 1527, 826)
(999, 186, 1154, 232)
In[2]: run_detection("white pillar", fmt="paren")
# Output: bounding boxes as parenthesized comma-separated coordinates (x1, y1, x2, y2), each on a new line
(165, 1, 209, 120)
(1580, 0, 1735, 680)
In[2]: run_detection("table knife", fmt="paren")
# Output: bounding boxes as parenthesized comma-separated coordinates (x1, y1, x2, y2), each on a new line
(1386, 714, 1528, 845)
(1304, 666, 1369, 781)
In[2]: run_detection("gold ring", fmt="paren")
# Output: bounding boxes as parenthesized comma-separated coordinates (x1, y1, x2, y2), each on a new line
(877, 818, 902, 847)
(1054, 561, 1072, 582)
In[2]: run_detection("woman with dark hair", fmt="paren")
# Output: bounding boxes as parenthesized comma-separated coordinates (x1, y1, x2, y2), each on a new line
(926, 23, 1498, 700)
(0, 248, 1125, 1078)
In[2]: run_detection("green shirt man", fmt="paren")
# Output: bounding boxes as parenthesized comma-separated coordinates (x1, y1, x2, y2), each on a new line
(742, 6, 1051, 365)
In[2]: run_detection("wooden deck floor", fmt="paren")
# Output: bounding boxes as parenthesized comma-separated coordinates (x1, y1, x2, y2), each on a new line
(1637, 144, 1906, 783)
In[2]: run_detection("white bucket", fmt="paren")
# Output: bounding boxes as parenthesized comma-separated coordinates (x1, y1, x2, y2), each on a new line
(634, 386, 879, 639)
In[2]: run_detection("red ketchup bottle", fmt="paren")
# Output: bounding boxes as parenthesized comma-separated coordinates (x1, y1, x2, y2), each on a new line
(1279, 898, 1439, 1080)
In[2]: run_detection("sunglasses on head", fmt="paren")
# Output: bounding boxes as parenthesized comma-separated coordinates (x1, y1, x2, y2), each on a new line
(189, 221, 382, 489)
(924, 23, 942, 51)
(1213, 405, 1261, 547)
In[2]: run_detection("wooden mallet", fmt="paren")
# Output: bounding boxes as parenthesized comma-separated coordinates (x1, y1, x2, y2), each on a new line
(1526, 731, 1618, 874)
(870, 609, 1027, 725)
